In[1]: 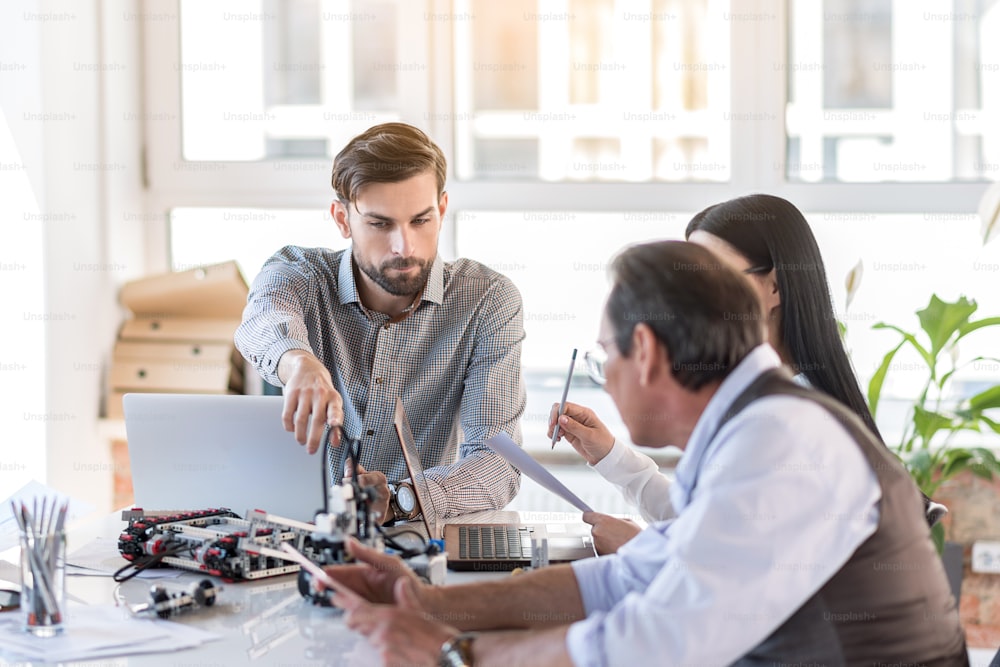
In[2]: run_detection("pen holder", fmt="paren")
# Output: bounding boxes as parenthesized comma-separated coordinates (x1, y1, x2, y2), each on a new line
(18, 527, 66, 637)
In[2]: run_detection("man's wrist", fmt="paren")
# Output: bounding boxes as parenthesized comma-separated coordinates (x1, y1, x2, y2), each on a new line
(439, 632, 477, 667)
(276, 349, 307, 384)
(277, 349, 326, 385)
(420, 584, 449, 620)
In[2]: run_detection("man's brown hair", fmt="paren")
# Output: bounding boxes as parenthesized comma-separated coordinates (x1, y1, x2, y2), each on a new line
(331, 123, 447, 205)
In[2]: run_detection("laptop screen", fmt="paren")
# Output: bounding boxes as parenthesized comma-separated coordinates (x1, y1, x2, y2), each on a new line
(392, 398, 441, 540)
(124, 393, 326, 522)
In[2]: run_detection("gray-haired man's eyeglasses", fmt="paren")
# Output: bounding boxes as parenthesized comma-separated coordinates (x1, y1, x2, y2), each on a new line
(584, 345, 609, 386)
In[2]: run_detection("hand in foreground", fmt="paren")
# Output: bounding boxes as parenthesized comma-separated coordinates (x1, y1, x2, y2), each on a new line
(319, 538, 425, 605)
(342, 577, 459, 667)
(582, 511, 642, 555)
(345, 464, 392, 525)
(280, 350, 343, 454)
(548, 402, 615, 465)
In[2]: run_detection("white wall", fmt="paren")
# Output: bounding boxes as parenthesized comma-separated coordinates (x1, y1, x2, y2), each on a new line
(0, 0, 47, 497)
(0, 0, 146, 511)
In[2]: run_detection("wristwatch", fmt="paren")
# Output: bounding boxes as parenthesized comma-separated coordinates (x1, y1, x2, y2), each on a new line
(387, 481, 420, 521)
(439, 632, 476, 667)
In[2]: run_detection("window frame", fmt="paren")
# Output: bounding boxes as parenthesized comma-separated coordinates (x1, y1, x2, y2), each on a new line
(140, 0, 992, 269)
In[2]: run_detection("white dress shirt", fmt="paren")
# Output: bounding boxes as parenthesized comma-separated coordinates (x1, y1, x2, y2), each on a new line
(566, 345, 881, 666)
(591, 370, 811, 523)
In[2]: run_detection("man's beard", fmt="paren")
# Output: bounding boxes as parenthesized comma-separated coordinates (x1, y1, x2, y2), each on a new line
(355, 254, 433, 297)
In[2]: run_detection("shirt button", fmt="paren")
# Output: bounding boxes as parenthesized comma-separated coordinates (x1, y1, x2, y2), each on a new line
(383, 323, 390, 330)
(375, 377, 383, 384)
(367, 429, 374, 436)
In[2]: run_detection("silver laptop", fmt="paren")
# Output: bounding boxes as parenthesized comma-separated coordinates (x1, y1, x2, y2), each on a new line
(391, 398, 597, 570)
(123, 394, 326, 522)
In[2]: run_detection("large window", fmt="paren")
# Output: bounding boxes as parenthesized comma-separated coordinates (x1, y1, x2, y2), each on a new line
(452, 0, 731, 181)
(178, 0, 416, 162)
(144, 0, 1000, 454)
(165, 0, 733, 182)
(786, 0, 1000, 182)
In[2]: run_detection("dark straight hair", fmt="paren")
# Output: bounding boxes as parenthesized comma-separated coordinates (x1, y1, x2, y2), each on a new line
(684, 194, 882, 440)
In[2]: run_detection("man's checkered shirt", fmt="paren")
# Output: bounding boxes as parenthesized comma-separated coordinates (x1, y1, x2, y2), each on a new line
(235, 246, 526, 518)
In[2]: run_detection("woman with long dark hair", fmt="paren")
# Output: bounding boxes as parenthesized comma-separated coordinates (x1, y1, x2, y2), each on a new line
(554, 194, 944, 553)
(689, 194, 880, 433)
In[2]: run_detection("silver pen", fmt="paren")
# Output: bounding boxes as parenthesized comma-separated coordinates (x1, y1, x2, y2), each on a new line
(551, 348, 578, 448)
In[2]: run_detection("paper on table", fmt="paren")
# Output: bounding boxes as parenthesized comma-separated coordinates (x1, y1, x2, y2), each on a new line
(485, 434, 593, 512)
(0, 604, 219, 662)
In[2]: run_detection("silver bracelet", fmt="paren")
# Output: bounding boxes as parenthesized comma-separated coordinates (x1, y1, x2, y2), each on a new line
(439, 632, 477, 667)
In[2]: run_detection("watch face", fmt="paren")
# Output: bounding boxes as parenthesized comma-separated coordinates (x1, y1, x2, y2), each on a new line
(396, 486, 416, 513)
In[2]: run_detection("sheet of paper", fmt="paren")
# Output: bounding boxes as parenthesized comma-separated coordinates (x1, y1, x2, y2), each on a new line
(485, 434, 593, 512)
(0, 604, 219, 662)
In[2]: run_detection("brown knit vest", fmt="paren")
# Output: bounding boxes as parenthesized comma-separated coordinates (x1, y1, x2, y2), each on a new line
(712, 369, 969, 666)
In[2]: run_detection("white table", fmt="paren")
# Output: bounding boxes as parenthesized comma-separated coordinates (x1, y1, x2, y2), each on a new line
(5, 511, 994, 665)
(1, 509, 565, 666)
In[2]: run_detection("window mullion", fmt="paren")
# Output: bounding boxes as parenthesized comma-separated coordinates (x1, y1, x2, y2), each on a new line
(728, 0, 787, 194)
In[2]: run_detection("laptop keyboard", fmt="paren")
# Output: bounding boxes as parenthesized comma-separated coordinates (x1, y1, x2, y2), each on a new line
(457, 526, 533, 560)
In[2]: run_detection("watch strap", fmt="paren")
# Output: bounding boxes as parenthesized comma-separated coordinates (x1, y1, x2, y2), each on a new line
(439, 631, 477, 667)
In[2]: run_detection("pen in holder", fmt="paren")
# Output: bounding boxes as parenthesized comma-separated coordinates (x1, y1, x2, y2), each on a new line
(12, 498, 68, 637)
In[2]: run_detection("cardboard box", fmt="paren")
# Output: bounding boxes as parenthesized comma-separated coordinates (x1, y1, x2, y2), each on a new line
(118, 317, 243, 343)
(118, 260, 248, 319)
(110, 358, 241, 393)
(108, 261, 249, 419)
(113, 340, 236, 363)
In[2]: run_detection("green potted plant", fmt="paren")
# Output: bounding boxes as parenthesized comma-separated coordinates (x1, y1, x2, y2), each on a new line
(865, 294, 1000, 597)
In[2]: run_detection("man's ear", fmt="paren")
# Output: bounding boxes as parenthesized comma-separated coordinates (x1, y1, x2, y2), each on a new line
(437, 191, 449, 222)
(632, 324, 664, 387)
(331, 201, 352, 239)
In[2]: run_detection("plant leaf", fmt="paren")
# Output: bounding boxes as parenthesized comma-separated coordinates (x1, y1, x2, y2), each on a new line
(916, 295, 978, 360)
(940, 356, 1000, 390)
(980, 415, 1000, 435)
(971, 447, 1000, 473)
(868, 340, 906, 417)
(969, 385, 1000, 411)
(940, 449, 973, 479)
(971, 463, 995, 480)
(905, 448, 934, 476)
(931, 522, 945, 554)
(903, 449, 936, 496)
(958, 316, 1000, 339)
(912, 406, 955, 446)
(872, 323, 934, 369)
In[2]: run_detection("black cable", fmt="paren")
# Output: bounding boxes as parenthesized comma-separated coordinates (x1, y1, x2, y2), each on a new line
(348, 436, 360, 484)
(321, 423, 333, 515)
(376, 523, 431, 558)
(343, 436, 367, 539)
(112, 544, 193, 583)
